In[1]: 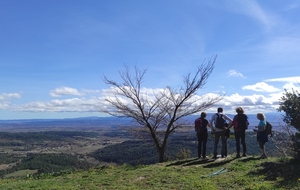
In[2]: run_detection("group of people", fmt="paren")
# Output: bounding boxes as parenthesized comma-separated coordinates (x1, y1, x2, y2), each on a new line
(194, 107, 269, 160)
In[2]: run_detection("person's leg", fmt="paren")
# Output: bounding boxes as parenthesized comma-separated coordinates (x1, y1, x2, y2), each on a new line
(234, 131, 241, 157)
(241, 130, 247, 156)
(259, 141, 267, 158)
(202, 133, 208, 158)
(221, 131, 227, 157)
(214, 132, 221, 158)
(197, 133, 202, 158)
(261, 143, 267, 158)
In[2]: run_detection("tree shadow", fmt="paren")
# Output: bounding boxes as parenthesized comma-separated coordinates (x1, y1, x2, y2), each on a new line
(166, 156, 236, 167)
(239, 156, 261, 162)
(247, 159, 300, 188)
(165, 158, 199, 167)
(182, 159, 215, 166)
(203, 158, 234, 168)
(166, 157, 215, 167)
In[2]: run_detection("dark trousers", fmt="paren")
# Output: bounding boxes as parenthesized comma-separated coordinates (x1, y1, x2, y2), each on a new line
(214, 130, 227, 157)
(234, 130, 246, 155)
(197, 132, 208, 158)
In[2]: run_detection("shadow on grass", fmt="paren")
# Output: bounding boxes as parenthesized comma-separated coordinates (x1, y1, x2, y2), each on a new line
(248, 158, 300, 188)
(166, 156, 236, 167)
(166, 158, 215, 167)
(166, 158, 198, 167)
(203, 158, 234, 168)
(182, 159, 215, 166)
(239, 156, 261, 162)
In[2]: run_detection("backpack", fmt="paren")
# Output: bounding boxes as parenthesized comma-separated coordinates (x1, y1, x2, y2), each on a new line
(195, 118, 205, 133)
(265, 121, 273, 137)
(215, 114, 226, 129)
(234, 114, 248, 130)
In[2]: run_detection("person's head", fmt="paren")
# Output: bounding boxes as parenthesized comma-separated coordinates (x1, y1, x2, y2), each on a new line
(236, 107, 244, 114)
(200, 112, 206, 119)
(256, 113, 266, 120)
(217, 107, 223, 113)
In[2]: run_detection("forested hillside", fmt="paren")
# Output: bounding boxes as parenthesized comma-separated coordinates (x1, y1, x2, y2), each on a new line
(90, 130, 289, 165)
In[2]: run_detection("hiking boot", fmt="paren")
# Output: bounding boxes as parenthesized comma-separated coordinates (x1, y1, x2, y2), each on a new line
(202, 156, 208, 160)
(235, 154, 241, 158)
(213, 155, 217, 159)
(242, 153, 247, 157)
(260, 154, 267, 159)
(221, 153, 227, 158)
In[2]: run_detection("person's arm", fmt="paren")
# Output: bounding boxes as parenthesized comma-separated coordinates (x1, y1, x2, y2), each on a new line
(246, 117, 249, 129)
(254, 120, 266, 132)
(228, 115, 236, 129)
(210, 114, 216, 131)
(207, 120, 212, 129)
(223, 114, 233, 127)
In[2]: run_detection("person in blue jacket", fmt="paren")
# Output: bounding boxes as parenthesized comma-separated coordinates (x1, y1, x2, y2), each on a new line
(253, 113, 268, 159)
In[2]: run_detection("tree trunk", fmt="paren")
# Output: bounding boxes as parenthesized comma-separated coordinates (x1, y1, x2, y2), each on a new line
(158, 138, 168, 163)
(158, 147, 166, 163)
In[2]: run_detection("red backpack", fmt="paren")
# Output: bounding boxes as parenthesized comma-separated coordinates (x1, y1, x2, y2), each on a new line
(233, 114, 248, 130)
(195, 118, 205, 133)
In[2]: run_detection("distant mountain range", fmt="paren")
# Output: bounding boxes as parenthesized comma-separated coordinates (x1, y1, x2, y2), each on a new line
(0, 113, 285, 131)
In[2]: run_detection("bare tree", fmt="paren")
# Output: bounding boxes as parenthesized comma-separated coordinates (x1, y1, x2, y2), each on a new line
(102, 56, 222, 163)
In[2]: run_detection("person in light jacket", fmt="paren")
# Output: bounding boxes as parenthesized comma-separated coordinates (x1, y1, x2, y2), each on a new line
(210, 107, 232, 159)
(253, 113, 268, 159)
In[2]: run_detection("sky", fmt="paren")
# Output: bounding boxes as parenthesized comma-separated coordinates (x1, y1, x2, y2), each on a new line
(1, 0, 300, 120)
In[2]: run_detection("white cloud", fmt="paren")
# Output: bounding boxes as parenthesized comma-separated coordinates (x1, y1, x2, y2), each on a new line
(0, 93, 21, 100)
(227, 70, 245, 78)
(12, 98, 101, 112)
(242, 82, 281, 92)
(50, 87, 83, 97)
(224, 93, 275, 105)
(265, 76, 300, 83)
(0, 93, 22, 109)
(4, 86, 284, 115)
(227, 0, 277, 31)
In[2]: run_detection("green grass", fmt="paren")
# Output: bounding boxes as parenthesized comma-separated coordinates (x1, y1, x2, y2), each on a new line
(0, 156, 299, 190)
(4, 169, 38, 178)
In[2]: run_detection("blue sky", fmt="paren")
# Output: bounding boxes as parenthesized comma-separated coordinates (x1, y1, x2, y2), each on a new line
(1, 0, 300, 120)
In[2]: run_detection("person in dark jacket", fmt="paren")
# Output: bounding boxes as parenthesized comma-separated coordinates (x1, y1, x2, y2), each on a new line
(229, 107, 249, 158)
(195, 112, 211, 159)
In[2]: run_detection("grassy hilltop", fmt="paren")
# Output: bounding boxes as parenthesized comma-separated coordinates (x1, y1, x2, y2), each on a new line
(0, 156, 299, 190)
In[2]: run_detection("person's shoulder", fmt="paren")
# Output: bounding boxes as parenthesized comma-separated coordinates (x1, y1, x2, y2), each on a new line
(240, 113, 248, 118)
(211, 113, 218, 117)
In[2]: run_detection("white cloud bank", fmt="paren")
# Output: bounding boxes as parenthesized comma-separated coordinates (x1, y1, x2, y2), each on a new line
(3, 77, 300, 116)
(242, 82, 281, 92)
(3, 86, 280, 114)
